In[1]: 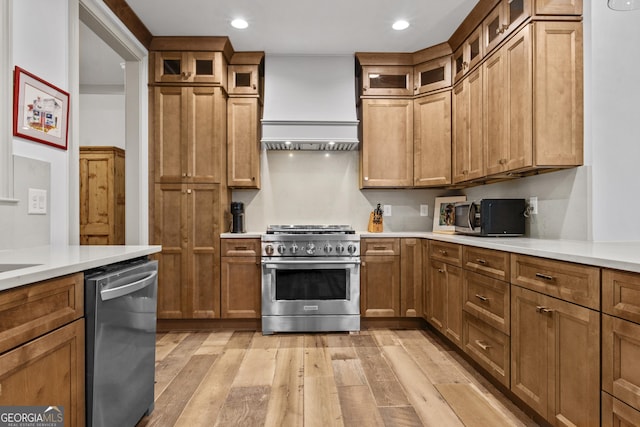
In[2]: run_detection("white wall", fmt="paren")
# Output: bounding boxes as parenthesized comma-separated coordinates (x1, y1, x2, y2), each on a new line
(79, 93, 126, 148)
(590, 3, 640, 241)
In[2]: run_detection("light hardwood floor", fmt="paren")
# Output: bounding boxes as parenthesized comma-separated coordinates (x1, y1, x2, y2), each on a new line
(137, 328, 539, 427)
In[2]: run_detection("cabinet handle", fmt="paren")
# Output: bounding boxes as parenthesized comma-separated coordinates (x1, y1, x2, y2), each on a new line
(234, 246, 248, 250)
(182, 173, 187, 177)
(438, 268, 445, 273)
(475, 340, 491, 351)
(439, 249, 448, 255)
(463, 61, 469, 69)
(252, 84, 257, 89)
(535, 273, 555, 281)
(462, 169, 469, 175)
(500, 24, 509, 34)
(373, 246, 388, 250)
(252, 176, 256, 181)
(362, 261, 366, 267)
(363, 87, 368, 91)
(536, 306, 554, 314)
(187, 189, 192, 194)
(475, 294, 489, 302)
(364, 176, 369, 181)
(476, 258, 487, 265)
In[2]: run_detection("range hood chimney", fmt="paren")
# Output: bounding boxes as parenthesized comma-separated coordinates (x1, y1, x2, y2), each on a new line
(261, 55, 359, 151)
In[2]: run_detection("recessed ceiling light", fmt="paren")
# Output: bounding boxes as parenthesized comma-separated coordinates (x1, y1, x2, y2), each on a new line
(392, 20, 410, 31)
(231, 19, 248, 29)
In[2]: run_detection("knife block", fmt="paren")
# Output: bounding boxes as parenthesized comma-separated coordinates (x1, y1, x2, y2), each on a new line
(367, 211, 383, 232)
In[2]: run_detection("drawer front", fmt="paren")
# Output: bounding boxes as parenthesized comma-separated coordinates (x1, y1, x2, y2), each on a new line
(463, 246, 510, 281)
(362, 238, 400, 256)
(429, 241, 462, 266)
(602, 314, 640, 412)
(602, 392, 640, 427)
(603, 269, 640, 324)
(0, 273, 84, 354)
(221, 238, 261, 256)
(463, 270, 510, 334)
(463, 313, 510, 387)
(511, 254, 600, 309)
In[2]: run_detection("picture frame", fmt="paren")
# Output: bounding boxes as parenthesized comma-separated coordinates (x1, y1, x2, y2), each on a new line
(433, 196, 466, 234)
(13, 66, 69, 150)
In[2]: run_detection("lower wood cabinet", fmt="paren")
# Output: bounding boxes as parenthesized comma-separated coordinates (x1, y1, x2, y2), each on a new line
(602, 314, 640, 413)
(400, 238, 422, 317)
(462, 312, 510, 387)
(602, 392, 640, 427)
(361, 252, 400, 317)
(153, 183, 222, 319)
(511, 285, 600, 426)
(427, 259, 463, 348)
(221, 238, 261, 318)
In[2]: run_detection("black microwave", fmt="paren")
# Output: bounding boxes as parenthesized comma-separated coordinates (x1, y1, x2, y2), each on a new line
(454, 199, 526, 236)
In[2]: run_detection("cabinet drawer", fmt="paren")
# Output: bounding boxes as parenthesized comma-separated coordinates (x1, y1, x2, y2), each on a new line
(464, 246, 510, 281)
(0, 273, 84, 354)
(362, 238, 400, 256)
(221, 238, 261, 256)
(602, 314, 640, 412)
(463, 270, 510, 334)
(602, 392, 640, 427)
(429, 241, 462, 266)
(603, 269, 640, 324)
(511, 254, 600, 309)
(463, 313, 510, 387)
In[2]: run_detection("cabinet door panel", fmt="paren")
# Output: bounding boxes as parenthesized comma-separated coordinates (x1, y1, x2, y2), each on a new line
(154, 87, 185, 183)
(463, 270, 510, 334)
(414, 92, 451, 187)
(463, 313, 510, 387)
(428, 260, 447, 331)
(228, 97, 260, 188)
(484, 50, 506, 176)
(452, 81, 469, 183)
(603, 315, 640, 413)
(422, 240, 430, 319)
(400, 238, 422, 317)
(602, 392, 640, 427)
(189, 87, 224, 183)
(361, 255, 400, 317)
(444, 264, 463, 348)
(603, 269, 640, 324)
(221, 257, 261, 318)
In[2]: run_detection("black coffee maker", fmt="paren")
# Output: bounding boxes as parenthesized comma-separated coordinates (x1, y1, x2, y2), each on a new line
(230, 202, 246, 233)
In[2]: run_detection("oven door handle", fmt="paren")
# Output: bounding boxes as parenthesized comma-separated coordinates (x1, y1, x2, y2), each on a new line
(262, 259, 360, 266)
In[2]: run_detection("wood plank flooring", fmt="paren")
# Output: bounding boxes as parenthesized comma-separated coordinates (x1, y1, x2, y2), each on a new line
(137, 328, 539, 427)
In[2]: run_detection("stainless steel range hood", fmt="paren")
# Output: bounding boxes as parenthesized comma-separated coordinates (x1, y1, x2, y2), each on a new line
(261, 55, 359, 151)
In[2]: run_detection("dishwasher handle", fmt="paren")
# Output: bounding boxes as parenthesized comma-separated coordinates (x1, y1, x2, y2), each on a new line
(100, 270, 158, 301)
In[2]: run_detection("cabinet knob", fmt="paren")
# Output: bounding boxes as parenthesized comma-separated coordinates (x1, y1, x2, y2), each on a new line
(476, 258, 487, 265)
(438, 268, 445, 273)
(182, 173, 187, 177)
(187, 189, 192, 194)
(364, 176, 369, 181)
(252, 176, 256, 181)
(535, 272, 555, 281)
(252, 84, 257, 89)
(363, 87, 368, 91)
(536, 306, 554, 314)
(439, 249, 448, 255)
(361, 261, 366, 267)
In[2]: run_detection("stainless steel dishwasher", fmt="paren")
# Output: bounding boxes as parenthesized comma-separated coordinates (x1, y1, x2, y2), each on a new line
(85, 257, 158, 427)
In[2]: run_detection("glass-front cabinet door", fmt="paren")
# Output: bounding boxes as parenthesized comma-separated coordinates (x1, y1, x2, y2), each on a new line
(415, 57, 451, 95)
(484, 0, 531, 54)
(154, 51, 223, 84)
(453, 26, 483, 84)
(228, 64, 259, 95)
(361, 66, 414, 96)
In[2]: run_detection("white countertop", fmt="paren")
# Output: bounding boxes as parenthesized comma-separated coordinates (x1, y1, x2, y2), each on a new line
(221, 231, 640, 274)
(0, 245, 161, 292)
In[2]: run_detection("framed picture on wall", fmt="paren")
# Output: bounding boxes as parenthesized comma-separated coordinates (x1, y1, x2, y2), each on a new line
(433, 196, 466, 234)
(13, 66, 69, 150)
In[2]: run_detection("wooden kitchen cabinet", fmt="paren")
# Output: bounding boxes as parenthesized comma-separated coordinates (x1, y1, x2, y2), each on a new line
(483, 0, 531, 54)
(360, 238, 401, 317)
(421, 239, 430, 319)
(152, 85, 226, 184)
(463, 270, 510, 334)
(153, 50, 224, 85)
(413, 91, 452, 187)
(602, 314, 640, 413)
(452, 67, 484, 183)
(511, 285, 600, 426)
(453, 26, 483, 83)
(79, 146, 125, 245)
(463, 311, 510, 387)
(153, 183, 222, 319)
(227, 64, 260, 96)
(360, 98, 414, 188)
(414, 56, 451, 95)
(0, 274, 85, 426)
(361, 65, 414, 97)
(400, 238, 422, 317)
(602, 392, 640, 427)
(221, 238, 261, 318)
(227, 97, 261, 188)
(603, 269, 640, 324)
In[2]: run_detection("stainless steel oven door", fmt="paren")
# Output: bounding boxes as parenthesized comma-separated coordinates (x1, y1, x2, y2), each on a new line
(261, 258, 360, 316)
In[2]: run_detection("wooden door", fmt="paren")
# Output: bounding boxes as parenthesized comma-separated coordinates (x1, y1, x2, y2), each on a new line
(484, 48, 507, 176)
(452, 80, 469, 183)
(0, 320, 85, 427)
(221, 257, 261, 318)
(188, 87, 224, 183)
(467, 68, 484, 180)
(414, 92, 451, 187)
(400, 238, 422, 317)
(452, 69, 483, 183)
(361, 99, 413, 188)
(153, 86, 186, 183)
(227, 97, 260, 188)
(603, 315, 640, 413)
(361, 255, 400, 317)
(444, 264, 463, 348)
(511, 286, 549, 416)
(428, 260, 447, 331)
(421, 239, 430, 319)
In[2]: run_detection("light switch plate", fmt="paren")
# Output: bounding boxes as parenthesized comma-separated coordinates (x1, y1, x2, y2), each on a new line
(420, 204, 429, 216)
(383, 204, 392, 217)
(28, 188, 47, 214)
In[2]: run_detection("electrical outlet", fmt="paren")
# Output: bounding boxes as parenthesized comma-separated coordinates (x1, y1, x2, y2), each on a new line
(28, 188, 47, 214)
(383, 204, 392, 217)
(420, 204, 429, 216)
(528, 196, 538, 215)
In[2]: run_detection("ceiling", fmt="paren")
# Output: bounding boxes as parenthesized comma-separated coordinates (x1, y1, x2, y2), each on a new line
(80, 0, 479, 88)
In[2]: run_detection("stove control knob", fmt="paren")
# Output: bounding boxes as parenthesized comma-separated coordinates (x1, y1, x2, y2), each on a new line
(324, 244, 333, 254)
(265, 244, 274, 256)
(347, 244, 357, 254)
(290, 243, 299, 254)
(277, 244, 286, 255)
(306, 243, 316, 255)
(335, 244, 345, 254)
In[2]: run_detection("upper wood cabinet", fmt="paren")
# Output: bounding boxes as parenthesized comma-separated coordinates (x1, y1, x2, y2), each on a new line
(453, 26, 483, 83)
(414, 91, 451, 187)
(452, 67, 484, 184)
(361, 65, 414, 97)
(79, 146, 125, 245)
(227, 97, 261, 188)
(228, 64, 259, 95)
(154, 51, 224, 85)
(360, 98, 414, 188)
(415, 56, 451, 95)
(152, 86, 226, 183)
(483, 0, 531, 54)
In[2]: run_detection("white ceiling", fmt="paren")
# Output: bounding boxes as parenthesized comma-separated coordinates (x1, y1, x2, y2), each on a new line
(80, 0, 479, 87)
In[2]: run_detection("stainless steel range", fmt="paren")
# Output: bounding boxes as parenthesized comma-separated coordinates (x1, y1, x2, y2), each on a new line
(261, 225, 360, 335)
